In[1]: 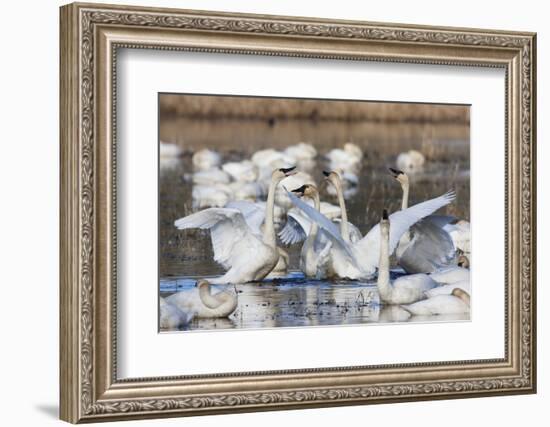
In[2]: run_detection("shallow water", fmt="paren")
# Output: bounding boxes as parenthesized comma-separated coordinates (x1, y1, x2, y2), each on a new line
(160, 271, 469, 332)
(159, 117, 470, 331)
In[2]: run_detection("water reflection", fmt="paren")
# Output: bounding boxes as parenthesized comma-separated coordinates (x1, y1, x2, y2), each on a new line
(160, 271, 469, 332)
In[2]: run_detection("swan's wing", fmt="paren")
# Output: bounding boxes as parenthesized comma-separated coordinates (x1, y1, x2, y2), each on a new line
(224, 200, 266, 236)
(286, 190, 354, 258)
(422, 214, 458, 229)
(333, 218, 363, 243)
(174, 208, 257, 270)
(357, 191, 456, 258)
(278, 212, 309, 245)
(409, 219, 457, 265)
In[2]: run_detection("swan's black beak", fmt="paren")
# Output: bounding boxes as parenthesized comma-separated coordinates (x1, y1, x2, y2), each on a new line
(280, 166, 297, 176)
(291, 185, 307, 196)
(322, 170, 331, 178)
(388, 167, 403, 178)
(382, 209, 389, 220)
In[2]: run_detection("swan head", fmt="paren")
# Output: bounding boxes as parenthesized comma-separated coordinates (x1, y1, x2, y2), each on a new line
(388, 167, 409, 186)
(457, 254, 470, 269)
(195, 279, 210, 289)
(272, 166, 297, 182)
(451, 288, 471, 306)
(380, 209, 390, 235)
(291, 184, 318, 199)
(322, 170, 343, 188)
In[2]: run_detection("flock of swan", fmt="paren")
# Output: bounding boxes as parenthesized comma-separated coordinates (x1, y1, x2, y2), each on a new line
(159, 141, 471, 330)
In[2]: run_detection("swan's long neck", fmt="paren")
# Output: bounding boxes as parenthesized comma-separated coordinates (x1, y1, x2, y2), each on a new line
(310, 191, 321, 238)
(263, 177, 278, 247)
(198, 283, 222, 309)
(401, 181, 409, 210)
(334, 179, 350, 242)
(377, 225, 393, 300)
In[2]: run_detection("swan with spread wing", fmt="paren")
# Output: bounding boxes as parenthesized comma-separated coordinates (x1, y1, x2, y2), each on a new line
(388, 167, 458, 273)
(174, 167, 296, 284)
(287, 186, 456, 280)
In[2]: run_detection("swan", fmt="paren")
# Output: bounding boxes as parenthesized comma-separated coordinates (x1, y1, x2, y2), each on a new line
(192, 168, 230, 185)
(429, 266, 470, 284)
(275, 171, 315, 211)
(284, 142, 317, 161)
(159, 297, 195, 329)
(389, 167, 457, 273)
(166, 280, 238, 318)
(192, 184, 233, 209)
(159, 142, 183, 171)
(222, 160, 259, 182)
(228, 181, 262, 202)
(445, 220, 471, 255)
(290, 185, 333, 279)
(160, 141, 183, 158)
(396, 149, 425, 174)
(287, 188, 456, 280)
(323, 170, 362, 242)
(424, 280, 470, 298)
(376, 209, 439, 304)
(401, 288, 470, 315)
(324, 169, 359, 199)
(175, 167, 297, 284)
(458, 253, 470, 268)
(221, 200, 288, 277)
(192, 148, 221, 171)
(326, 143, 363, 174)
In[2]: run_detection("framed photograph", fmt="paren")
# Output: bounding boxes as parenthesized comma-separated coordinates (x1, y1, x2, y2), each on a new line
(60, 2, 537, 423)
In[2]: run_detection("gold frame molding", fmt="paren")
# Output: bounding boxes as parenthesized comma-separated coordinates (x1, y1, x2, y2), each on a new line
(59, 2, 537, 423)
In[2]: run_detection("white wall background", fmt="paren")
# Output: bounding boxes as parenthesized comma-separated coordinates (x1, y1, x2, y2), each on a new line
(0, 0, 545, 426)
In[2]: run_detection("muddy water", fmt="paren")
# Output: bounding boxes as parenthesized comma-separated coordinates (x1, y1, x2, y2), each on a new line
(159, 118, 470, 331)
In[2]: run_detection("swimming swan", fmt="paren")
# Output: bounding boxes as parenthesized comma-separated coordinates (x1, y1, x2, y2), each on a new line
(287, 189, 456, 280)
(401, 288, 470, 315)
(159, 297, 195, 329)
(389, 167, 457, 274)
(376, 210, 439, 304)
(290, 184, 333, 279)
(174, 167, 297, 284)
(429, 266, 470, 284)
(424, 280, 470, 298)
(166, 280, 238, 318)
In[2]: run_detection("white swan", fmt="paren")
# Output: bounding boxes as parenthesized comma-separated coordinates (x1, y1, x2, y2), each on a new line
(389, 167, 457, 273)
(326, 143, 363, 174)
(324, 169, 359, 199)
(166, 280, 238, 318)
(424, 280, 470, 298)
(323, 170, 362, 242)
(192, 148, 221, 171)
(159, 297, 195, 329)
(290, 185, 333, 279)
(376, 210, 439, 304)
(445, 220, 471, 255)
(287, 188, 456, 280)
(429, 266, 470, 284)
(396, 149, 425, 174)
(192, 184, 233, 209)
(275, 171, 315, 211)
(160, 141, 183, 158)
(222, 160, 259, 182)
(192, 168, 230, 185)
(458, 253, 470, 268)
(284, 142, 317, 161)
(221, 200, 289, 277)
(175, 167, 296, 284)
(401, 288, 470, 315)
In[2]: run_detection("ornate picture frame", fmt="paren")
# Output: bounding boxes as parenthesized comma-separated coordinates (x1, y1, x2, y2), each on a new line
(60, 2, 536, 423)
